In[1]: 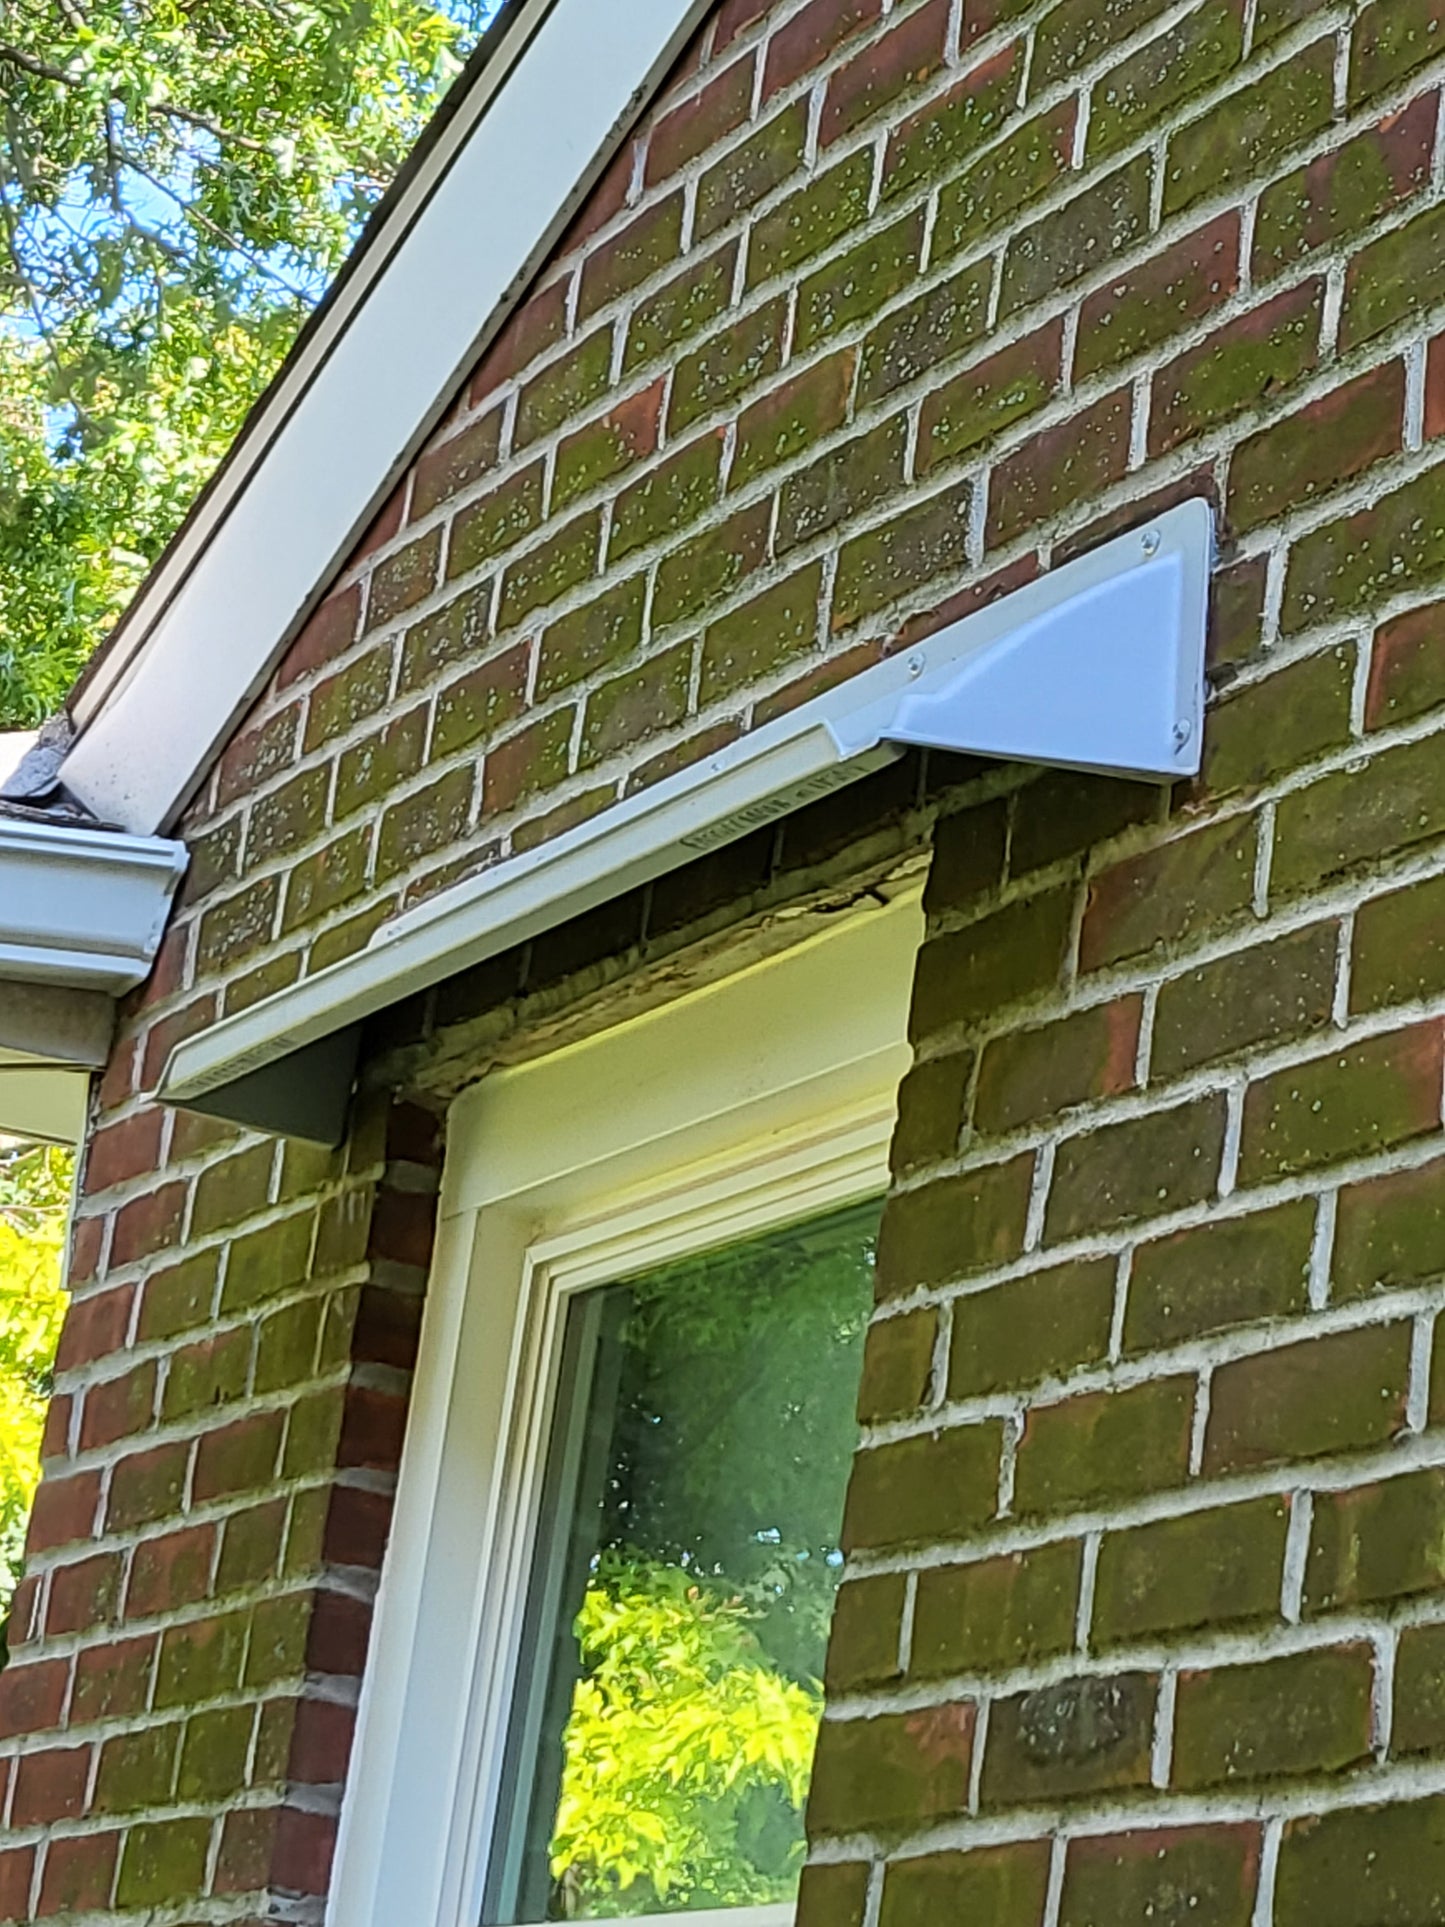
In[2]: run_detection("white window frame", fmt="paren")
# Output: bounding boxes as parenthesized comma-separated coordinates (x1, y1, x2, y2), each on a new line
(328, 884, 924, 1927)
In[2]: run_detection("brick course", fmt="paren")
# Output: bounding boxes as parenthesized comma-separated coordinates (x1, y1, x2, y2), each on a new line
(11, 0, 1445, 1920)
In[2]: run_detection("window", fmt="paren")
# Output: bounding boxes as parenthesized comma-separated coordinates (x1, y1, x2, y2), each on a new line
(330, 887, 923, 1927)
(486, 1198, 881, 1923)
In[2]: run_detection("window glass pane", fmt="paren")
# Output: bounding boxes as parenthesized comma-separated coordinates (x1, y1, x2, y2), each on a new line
(485, 1197, 881, 1925)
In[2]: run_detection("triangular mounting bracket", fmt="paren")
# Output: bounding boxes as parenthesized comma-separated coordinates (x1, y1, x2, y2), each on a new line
(831, 495, 1212, 782)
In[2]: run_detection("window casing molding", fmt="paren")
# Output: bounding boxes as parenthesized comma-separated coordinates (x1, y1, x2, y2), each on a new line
(328, 884, 923, 1927)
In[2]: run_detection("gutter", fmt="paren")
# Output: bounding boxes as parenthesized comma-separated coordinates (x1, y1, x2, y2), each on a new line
(0, 817, 188, 995)
(160, 501, 1212, 1145)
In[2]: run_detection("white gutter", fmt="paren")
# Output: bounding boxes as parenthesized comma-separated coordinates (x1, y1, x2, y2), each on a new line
(160, 501, 1211, 1138)
(0, 817, 189, 995)
(60, 0, 712, 836)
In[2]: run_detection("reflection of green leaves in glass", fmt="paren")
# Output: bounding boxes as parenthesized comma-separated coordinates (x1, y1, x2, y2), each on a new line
(550, 1557, 820, 1919)
(604, 1201, 880, 1685)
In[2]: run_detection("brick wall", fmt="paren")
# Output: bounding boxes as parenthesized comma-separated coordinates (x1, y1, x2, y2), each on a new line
(7, 0, 1445, 1917)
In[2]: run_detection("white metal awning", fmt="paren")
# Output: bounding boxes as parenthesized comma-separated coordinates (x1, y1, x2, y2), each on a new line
(159, 500, 1213, 1143)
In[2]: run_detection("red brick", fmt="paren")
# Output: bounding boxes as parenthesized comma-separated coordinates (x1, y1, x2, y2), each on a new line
(110, 1180, 188, 1270)
(72, 1636, 158, 1724)
(287, 1697, 357, 1784)
(1205, 1322, 1413, 1475)
(272, 1806, 338, 1894)
(369, 1187, 437, 1268)
(0, 1849, 34, 1924)
(1151, 279, 1325, 454)
(0, 1658, 69, 1736)
(46, 1552, 123, 1637)
(337, 1386, 408, 1471)
(276, 583, 362, 690)
(141, 995, 216, 1092)
(988, 388, 1133, 547)
(1366, 600, 1445, 730)
(306, 1588, 372, 1677)
(85, 1110, 164, 1195)
(820, 0, 949, 146)
(12, 1745, 90, 1825)
(106, 1442, 189, 1532)
(324, 1485, 394, 1569)
(79, 1359, 158, 1453)
(1077, 214, 1239, 382)
(27, 1469, 102, 1553)
(766, 0, 881, 98)
(648, 54, 755, 181)
(469, 280, 568, 404)
(1229, 362, 1405, 533)
(1428, 332, 1445, 441)
(36, 1830, 120, 1915)
(40, 1391, 72, 1463)
(126, 1523, 216, 1618)
(54, 1285, 134, 1373)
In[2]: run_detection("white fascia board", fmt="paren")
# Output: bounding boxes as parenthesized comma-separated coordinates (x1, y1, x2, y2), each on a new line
(160, 500, 1212, 1117)
(60, 0, 711, 836)
(0, 818, 189, 995)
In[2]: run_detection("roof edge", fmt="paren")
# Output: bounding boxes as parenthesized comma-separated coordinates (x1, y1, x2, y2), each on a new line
(62, 0, 710, 834)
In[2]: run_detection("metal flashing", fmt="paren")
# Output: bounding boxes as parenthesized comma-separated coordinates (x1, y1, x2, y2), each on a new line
(161, 502, 1213, 1142)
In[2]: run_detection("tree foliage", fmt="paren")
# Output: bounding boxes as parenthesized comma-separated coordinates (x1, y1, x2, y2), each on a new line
(552, 1559, 820, 1919)
(0, 0, 498, 723)
(0, 1144, 71, 1611)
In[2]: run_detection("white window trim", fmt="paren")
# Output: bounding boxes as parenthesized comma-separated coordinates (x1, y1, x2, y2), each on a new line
(328, 884, 923, 1927)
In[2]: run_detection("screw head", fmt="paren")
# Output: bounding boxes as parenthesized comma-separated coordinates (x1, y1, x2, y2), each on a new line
(907, 652, 926, 679)
(1142, 529, 1161, 557)
(1172, 719, 1193, 750)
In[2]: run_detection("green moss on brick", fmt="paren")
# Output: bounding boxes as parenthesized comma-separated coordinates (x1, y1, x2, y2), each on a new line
(1093, 1496, 1290, 1647)
(1076, 215, 1237, 382)
(857, 259, 992, 405)
(1126, 1199, 1315, 1353)
(1152, 279, 1324, 454)
(933, 102, 1077, 262)
(1205, 1322, 1412, 1474)
(795, 210, 925, 356)
(1001, 157, 1152, 318)
(536, 576, 647, 701)
(746, 148, 874, 289)
(1163, 35, 1336, 217)
(1272, 734, 1445, 891)
(1046, 1096, 1229, 1241)
(624, 245, 737, 374)
(777, 414, 909, 553)
(949, 1259, 1115, 1399)
(912, 1540, 1083, 1679)
(1343, 201, 1445, 353)
(1334, 1156, 1445, 1302)
(1238, 1023, 1444, 1183)
(514, 329, 613, 447)
(1349, 0, 1445, 106)
(882, 44, 1023, 199)
(1088, 0, 1246, 161)
(876, 1156, 1035, 1297)
(698, 565, 822, 705)
(669, 299, 786, 435)
(881, 1843, 1052, 1927)
(1255, 97, 1436, 282)
(833, 479, 972, 631)
(1153, 924, 1338, 1078)
(918, 321, 1062, 472)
